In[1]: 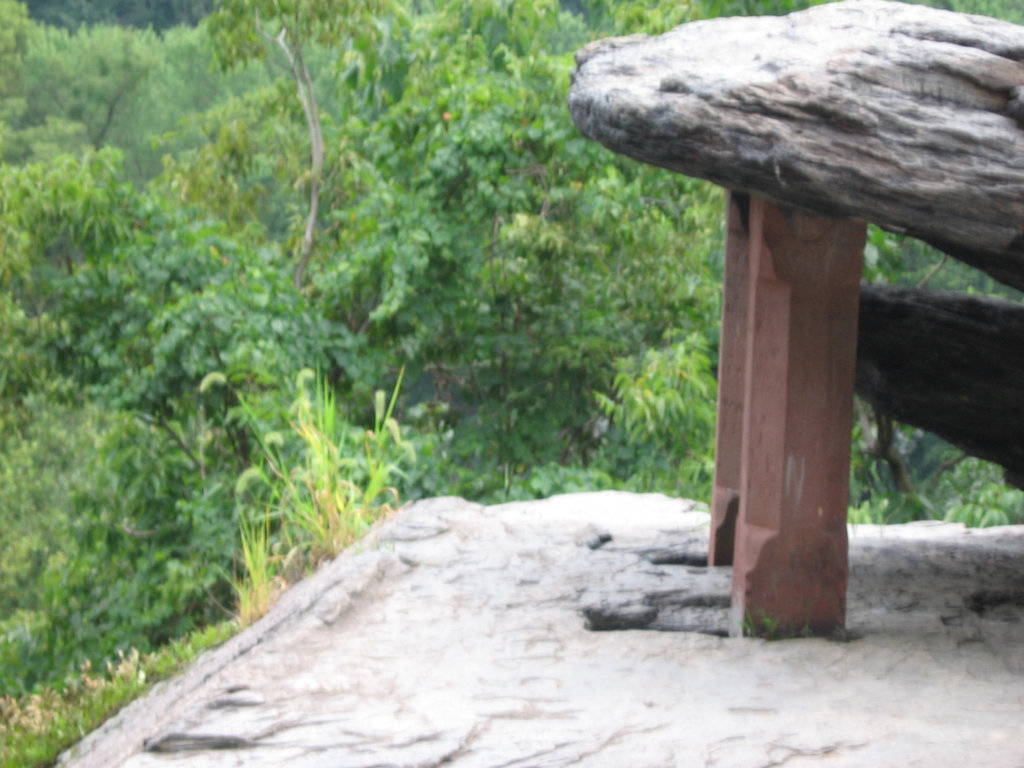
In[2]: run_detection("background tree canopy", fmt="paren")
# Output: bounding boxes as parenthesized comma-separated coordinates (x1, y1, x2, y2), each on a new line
(1, 0, 1022, 703)
(23, 0, 213, 30)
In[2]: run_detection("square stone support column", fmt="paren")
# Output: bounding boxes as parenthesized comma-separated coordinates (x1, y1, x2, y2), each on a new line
(711, 193, 866, 638)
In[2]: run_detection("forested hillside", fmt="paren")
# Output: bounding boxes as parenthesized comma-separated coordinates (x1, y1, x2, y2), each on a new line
(1, 0, 1021, 720)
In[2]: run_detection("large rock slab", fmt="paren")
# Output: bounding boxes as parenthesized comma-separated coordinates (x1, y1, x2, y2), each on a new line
(568, 0, 1024, 290)
(60, 492, 1024, 767)
(857, 283, 1024, 487)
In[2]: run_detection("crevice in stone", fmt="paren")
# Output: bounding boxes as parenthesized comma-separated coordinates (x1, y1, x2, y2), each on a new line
(966, 588, 1024, 621)
(639, 548, 709, 567)
(634, 537, 710, 567)
(645, 590, 730, 609)
(143, 732, 260, 753)
(582, 589, 730, 636)
(582, 603, 659, 631)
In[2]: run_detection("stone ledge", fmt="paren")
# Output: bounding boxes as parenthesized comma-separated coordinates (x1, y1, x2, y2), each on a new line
(61, 492, 1024, 768)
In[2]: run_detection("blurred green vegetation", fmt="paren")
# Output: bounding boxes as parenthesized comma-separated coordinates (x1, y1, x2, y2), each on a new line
(1, 0, 1021, 739)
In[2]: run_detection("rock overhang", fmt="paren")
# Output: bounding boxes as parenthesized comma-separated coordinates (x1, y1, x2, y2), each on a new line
(568, 0, 1024, 288)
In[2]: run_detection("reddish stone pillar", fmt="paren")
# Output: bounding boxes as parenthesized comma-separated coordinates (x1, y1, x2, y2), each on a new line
(708, 193, 750, 567)
(715, 194, 865, 638)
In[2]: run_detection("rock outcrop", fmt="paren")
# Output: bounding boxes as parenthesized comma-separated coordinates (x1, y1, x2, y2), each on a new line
(568, 0, 1024, 290)
(857, 284, 1024, 488)
(60, 493, 1024, 768)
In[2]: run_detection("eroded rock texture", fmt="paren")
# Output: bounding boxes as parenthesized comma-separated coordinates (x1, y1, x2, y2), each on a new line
(61, 494, 1024, 768)
(857, 284, 1024, 487)
(568, 0, 1024, 290)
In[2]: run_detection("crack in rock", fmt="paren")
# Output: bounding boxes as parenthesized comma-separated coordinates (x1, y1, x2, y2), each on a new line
(582, 603, 659, 631)
(761, 739, 868, 767)
(143, 718, 310, 753)
(143, 732, 259, 753)
(635, 540, 709, 566)
(966, 588, 1024, 620)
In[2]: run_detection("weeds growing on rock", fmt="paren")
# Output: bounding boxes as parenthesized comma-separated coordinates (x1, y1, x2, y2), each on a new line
(233, 369, 413, 627)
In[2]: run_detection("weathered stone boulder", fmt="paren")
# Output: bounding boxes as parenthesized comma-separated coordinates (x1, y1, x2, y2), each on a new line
(857, 284, 1024, 488)
(57, 494, 1024, 767)
(568, 0, 1024, 290)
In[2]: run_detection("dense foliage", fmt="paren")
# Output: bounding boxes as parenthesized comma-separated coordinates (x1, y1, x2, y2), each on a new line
(1, 0, 1022, 729)
(24, 0, 213, 30)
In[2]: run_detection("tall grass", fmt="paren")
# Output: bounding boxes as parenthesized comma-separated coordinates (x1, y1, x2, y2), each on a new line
(235, 508, 284, 628)
(233, 369, 413, 626)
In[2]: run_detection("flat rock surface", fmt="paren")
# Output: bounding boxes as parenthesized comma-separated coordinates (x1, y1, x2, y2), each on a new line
(60, 492, 1024, 767)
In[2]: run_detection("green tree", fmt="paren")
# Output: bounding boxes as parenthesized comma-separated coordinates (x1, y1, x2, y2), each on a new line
(0, 147, 357, 693)
(595, 331, 718, 497)
(24, 0, 214, 30)
(29, 26, 157, 147)
(907, 0, 1024, 24)
(134, 26, 281, 185)
(305, 0, 723, 496)
(206, 0, 405, 287)
(2, 24, 160, 165)
(0, 0, 33, 153)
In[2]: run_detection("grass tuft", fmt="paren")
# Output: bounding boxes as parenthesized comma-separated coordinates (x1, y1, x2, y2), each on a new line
(233, 369, 412, 627)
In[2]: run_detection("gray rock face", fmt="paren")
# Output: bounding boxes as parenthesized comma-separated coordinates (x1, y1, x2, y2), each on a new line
(60, 492, 1024, 767)
(857, 284, 1024, 488)
(567, 0, 1024, 291)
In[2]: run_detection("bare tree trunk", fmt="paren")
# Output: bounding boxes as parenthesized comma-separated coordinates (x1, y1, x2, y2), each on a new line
(257, 15, 324, 289)
(855, 400, 915, 495)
